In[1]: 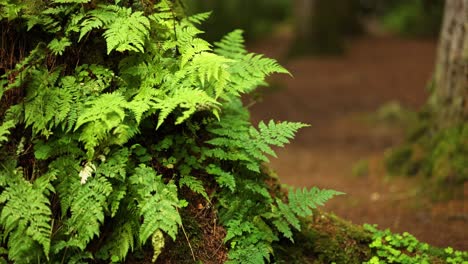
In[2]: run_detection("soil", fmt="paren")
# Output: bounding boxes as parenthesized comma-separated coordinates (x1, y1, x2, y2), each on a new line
(248, 34, 468, 251)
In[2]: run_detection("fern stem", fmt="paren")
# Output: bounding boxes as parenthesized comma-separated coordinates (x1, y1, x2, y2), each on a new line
(179, 209, 196, 262)
(60, 247, 68, 264)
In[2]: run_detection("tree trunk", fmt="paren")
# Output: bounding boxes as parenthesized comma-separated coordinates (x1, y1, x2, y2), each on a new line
(386, 0, 468, 186)
(293, 0, 315, 43)
(432, 0, 468, 128)
(290, 0, 361, 56)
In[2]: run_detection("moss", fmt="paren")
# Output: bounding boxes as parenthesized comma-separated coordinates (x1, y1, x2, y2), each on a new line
(274, 211, 372, 264)
(352, 159, 369, 177)
(384, 145, 414, 176)
(385, 123, 468, 190)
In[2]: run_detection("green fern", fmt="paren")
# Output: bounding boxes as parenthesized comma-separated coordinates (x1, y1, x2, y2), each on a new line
(177, 26, 212, 68)
(81, 5, 151, 54)
(0, 2, 341, 263)
(179, 175, 209, 200)
(214, 29, 248, 59)
(288, 187, 345, 217)
(128, 165, 182, 243)
(96, 219, 137, 262)
(103, 9, 150, 53)
(0, 177, 52, 262)
(215, 30, 289, 94)
(75, 92, 131, 157)
(0, 120, 15, 146)
(206, 164, 236, 192)
(63, 175, 113, 250)
(47, 37, 72, 55)
(185, 11, 212, 25)
(206, 106, 308, 172)
(154, 88, 219, 128)
(248, 120, 309, 160)
(267, 187, 344, 244)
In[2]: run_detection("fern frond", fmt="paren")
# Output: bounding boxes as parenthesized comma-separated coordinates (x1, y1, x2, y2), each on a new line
(267, 187, 344, 242)
(47, 37, 71, 55)
(214, 29, 247, 59)
(272, 219, 293, 241)
(128, 165, 182, 243)
(155, 88, 219, 128)
(243, 179, 272, 201)
(23, 68, 80, 137)
(288, 187, 344, 217)
(226, 243, 272, 264)
(0, 120, 15, 146)
(224, 218, 276, 264)
(215, 30, 289, 94)
(74, 92, 129, 156)
(2, 44, 46, 95)
(275, 199, 301, 231)
(127, 86, 162, 124)
(179, 39, 212, 68)
(64, 176, 113, 250)
(75, 93, 127, 130)
(206, 115, 308, 173)
(96, 148, 129, 180)
(179, 175, 209, 200)
(78, 15, 103, 41)
(34, 135, 83, 161)
(0, 179, 52, 261)
(139, 192, 181, 242)
(248, 120, 309, 158)
(175, 24, 212, 67)
(25, 12, 61, 32)
(102, 7, 150, 53)
(0, 1, 27, 20)
(205, 164, 236, 192)
(107, 184, 127, 217)
(52, 156, 82, 218)
(185, 11, 211, 25)
(149, 0, 175, 33)
(185, 52, 231, 98)
(96, 218, 137, 262)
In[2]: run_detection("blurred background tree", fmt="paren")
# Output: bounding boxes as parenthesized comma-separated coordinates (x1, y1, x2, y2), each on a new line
(386, 0, 468, 188)
(379, 0, 444, 37)
(290, 0, 362, 55)
(186, 0, 443, 55)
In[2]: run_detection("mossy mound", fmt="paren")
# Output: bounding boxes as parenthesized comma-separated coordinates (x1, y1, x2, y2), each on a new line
(274, 212, 372, 264)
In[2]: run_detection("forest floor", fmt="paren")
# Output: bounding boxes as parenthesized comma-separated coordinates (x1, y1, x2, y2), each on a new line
(248, 33, 468, 251)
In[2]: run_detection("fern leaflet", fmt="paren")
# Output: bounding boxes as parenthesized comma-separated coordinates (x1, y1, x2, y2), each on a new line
(0, 120, 15, 146)
(0, 178, 52, 261)
(288, 187, 345, 217)
(179, 175, 209, 200)
(128, 165, 182, 243)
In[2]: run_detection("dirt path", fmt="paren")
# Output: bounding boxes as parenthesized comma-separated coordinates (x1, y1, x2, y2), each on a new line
(249, 35, 468, 250)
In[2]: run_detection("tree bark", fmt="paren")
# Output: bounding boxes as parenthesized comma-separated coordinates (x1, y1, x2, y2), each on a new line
(386, 0, 468, 185)
(290, 0, 361, 56)
(293, 0, 315, 42)
(432, 0, 468, 128)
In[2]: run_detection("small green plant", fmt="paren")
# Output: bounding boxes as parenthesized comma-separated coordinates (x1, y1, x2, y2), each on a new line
(352, 159, 369, 177)
(381, 0, 443, 37)
(364, 224, 468, 264)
